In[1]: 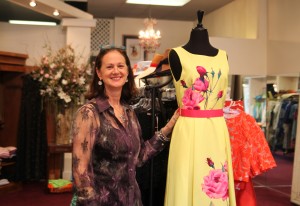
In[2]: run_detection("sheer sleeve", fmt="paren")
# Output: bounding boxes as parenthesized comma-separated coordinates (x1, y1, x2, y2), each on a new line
(131, 112, 167, 167)
(72, 104, 99, 205)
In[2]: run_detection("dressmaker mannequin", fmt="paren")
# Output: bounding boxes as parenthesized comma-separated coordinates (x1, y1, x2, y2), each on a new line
(169, 10, 218, 81)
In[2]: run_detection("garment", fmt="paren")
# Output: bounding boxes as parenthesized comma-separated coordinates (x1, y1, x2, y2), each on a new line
(72, 97, 167, 206)
(225, 111, 277, 182)
(225, 109, 276, 206)
(290, 103, 298, 140)
(164, 47, 236, 206)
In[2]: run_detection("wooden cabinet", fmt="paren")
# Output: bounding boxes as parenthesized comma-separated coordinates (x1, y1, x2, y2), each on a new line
(47, 144, 72, 179)
(0, 51, 33, 147)
(0, 51, 32, 193)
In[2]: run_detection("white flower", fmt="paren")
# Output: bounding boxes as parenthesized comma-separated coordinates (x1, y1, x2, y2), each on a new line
(50, 63, 56, 69)
(58, 90, 71, 103)
(54, 69, 63, 80)
(86, 67, 92, 75)
(78, 77, 85, 85)
(62, 79, 68, 85)
(46, 87, 53, 94)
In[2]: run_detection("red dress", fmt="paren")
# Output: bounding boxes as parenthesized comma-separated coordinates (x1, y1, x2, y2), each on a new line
(225, 106, 277, 206)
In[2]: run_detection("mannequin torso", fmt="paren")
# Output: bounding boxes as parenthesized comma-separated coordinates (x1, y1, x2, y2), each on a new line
(169, 10, 219, 81)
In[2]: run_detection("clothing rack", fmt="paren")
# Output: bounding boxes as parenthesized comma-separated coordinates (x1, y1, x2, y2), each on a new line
(143, 75, 173, 206)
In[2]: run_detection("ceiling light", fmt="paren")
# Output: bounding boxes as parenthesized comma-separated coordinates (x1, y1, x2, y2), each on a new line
(126, 0, 190, 6)
(53, 9, 60, 16)
(9, 20, 57, 26)
(139, 18, 161, 53)
(29, 0, 36, 7)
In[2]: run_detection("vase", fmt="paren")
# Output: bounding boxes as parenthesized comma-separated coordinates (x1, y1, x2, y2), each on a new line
(55, 106, 76, 145)
(45, 101, 78, 145)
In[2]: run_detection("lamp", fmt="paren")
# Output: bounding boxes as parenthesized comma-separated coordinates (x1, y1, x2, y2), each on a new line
(138, 17, 161, 53)
(53, 9, 60, 16)
(29, 0, 36, 7)
(127, 0, 191, 6)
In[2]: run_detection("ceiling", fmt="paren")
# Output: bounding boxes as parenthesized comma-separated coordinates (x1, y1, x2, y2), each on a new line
(0, 0, 234, 23)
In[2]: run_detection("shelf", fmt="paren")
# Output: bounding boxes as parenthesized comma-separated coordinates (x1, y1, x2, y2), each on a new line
(0, 182, 22, 195)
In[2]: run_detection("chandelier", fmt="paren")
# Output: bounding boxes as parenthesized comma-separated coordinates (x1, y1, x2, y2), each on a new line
(138, 18, 161, 53)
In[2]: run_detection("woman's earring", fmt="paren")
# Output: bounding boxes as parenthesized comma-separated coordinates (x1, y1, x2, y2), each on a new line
(125, 79, 128, 82)
(98, 80, 103, 85)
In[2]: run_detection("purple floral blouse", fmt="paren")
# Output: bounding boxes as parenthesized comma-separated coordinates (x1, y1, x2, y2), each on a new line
(72, 97, 166, 206)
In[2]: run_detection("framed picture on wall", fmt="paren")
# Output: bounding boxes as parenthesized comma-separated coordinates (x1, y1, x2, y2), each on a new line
(122, 35, 145, 66)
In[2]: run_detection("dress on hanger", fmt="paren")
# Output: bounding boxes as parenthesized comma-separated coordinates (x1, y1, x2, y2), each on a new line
(224, 101, 277, 206)
(164, 47, 236, 206)
(225, 110, 276, 181)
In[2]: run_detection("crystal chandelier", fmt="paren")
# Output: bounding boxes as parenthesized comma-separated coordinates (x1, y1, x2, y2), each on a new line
(138, 18, 161, 53)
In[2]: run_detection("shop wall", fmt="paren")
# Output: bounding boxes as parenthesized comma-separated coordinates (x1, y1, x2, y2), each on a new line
(204, 0, 300, 76)
(201, 0, 266, 76)
(267, 0, 300, 76)
(203, 0, 258, 39)
(0, 22, 65, 66)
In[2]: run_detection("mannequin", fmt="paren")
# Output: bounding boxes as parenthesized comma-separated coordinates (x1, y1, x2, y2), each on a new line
(164, 10, 236, 206)
(169, 10, 218, 81)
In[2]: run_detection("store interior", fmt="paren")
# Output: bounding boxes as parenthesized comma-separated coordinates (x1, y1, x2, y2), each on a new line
(0, 0, 300, 206)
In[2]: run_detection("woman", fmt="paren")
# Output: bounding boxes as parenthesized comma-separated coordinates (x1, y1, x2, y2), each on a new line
(71, 46, 179, 206)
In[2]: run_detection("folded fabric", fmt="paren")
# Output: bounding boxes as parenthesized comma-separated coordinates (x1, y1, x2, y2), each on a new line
(0, 179, 10, 186)
(48, 179, 72, 188)
(0, 148, 10, 158)
(0, 146, 17, 158)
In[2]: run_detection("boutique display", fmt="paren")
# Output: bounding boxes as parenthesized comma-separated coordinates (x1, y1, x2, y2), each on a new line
(164, 10, 236, 206)
(267, 93, 299, 152)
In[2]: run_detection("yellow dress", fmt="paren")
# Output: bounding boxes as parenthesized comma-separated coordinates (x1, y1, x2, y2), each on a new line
(164, 47, 236, 206)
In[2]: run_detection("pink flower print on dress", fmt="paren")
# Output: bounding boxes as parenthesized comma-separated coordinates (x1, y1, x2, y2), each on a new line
(217, 90, 223, 99)
(180, 66, 224, 110)
(202, 169, 229, 201)
(194, 78, 209, 92)
(182, 88, 204, 110)
(206, 157, 215, 169)
(180, 80, 188, 88)
(211, 90, 224, 109)
(196, 66, 207, 77)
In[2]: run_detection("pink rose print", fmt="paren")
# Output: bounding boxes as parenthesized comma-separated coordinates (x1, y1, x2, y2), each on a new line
(194, 78, 209, 92)
(196, 66, 207, 77)
(211, 90, 224, 109)
(217, 90, 223, 99)
(202, 169, 229, 201)
(180, 66, 224, 110)
(182, 88, 204, 110)
(180, 80, 188, 88)
(206, 158, 215, 169)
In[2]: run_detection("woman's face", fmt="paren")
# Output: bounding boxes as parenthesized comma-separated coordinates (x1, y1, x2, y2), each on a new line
(96, 50, 129, 91)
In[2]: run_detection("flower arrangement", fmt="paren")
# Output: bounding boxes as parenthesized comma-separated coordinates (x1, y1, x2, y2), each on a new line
(30, 45, 93, 108)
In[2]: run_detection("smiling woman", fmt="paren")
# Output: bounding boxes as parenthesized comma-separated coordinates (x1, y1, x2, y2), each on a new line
(70, 46, 179, 205)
